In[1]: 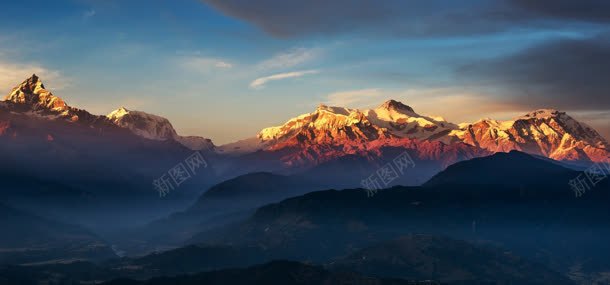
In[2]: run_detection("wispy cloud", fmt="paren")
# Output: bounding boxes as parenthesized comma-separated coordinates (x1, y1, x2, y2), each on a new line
(325, 88, 383, 106)
(179, 56, 233, 73)
(250, 70, 319, 89)
(214, 61, 233, 68)
(258, 47, 320, 70)
(83, 9, 96, 19)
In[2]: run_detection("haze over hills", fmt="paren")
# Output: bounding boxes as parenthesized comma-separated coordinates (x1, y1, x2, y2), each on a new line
(4, 0, 610, 283)
(0, 203, 116, 264)
(1, 75, 608, 283)
(1, 74, 607, 208)
(186, 151, 609, 284)
(1, 75, 607, 212)
(1, 150, 606, 283)
(0, 75, 220, 232)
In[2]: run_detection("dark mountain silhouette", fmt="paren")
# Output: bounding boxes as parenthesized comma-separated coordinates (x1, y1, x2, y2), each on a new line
(200, 172, 321, 200)
(187, 152, 610, 281)
(424, 150, 578, 187)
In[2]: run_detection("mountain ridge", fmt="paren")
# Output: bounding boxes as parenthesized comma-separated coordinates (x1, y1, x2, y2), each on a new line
(2, 75, 214, 151)
(230, 100, 608, 165)
(2, 75, 608, 172)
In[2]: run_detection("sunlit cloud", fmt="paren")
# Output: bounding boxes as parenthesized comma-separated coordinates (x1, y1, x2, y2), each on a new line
(257, 47, 320, 70)
(250, 70, 319, 89)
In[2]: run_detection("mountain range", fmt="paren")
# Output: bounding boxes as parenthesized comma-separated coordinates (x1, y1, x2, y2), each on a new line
(2, 74, 609, 285)
(2, 74, 215, 151)
(4, 75, 607, 169)
(0, 75, 221, 233)
(233, 100, 609, 165)
(1, 74, 608, 230)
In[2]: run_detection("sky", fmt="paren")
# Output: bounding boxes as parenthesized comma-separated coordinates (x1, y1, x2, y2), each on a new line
(0, 0, 609, 144)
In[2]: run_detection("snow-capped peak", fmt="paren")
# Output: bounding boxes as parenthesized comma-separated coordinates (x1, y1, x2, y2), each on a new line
(254, 99, 458, 147)
(316, 104, 352, 116)
(4, 74, 69, 112)
(108, 107, 130, 118)
(107, 107, 178, 140)
(366, 99, 458, 141)
(378, 99, 415, 113)
(106, 107, 215, 151)
(451, 108, 608, 161)
(517, 109, 562, 120)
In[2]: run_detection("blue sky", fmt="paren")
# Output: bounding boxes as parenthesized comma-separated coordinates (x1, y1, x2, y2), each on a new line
(1, 0, 609, 143)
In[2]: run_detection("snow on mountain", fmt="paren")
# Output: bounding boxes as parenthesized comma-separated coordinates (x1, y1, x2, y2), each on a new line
(2, 74, 100, 124)
(451, 109, 609, 162)
(364, 100, 458, 141)
(4, 74, 69, 112)
(221, 101, 484, 168)
(257, 103, 389, 147)
(256, 100, 455, 147)
(107, 107, 215, 151)
(2, 75, 215, 151)
(175, 136, 215, 151)
(221, 100, 608, 164)
(107, 107, 178, 140)
(3, 75, 606, 163)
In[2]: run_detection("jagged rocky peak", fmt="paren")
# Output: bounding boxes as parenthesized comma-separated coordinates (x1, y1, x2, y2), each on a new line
(517, 109, 563, 120)
(514, 108, 604, 142)
(4, 74, 68, 111)
(378, 99, 415, 113)
(315, 103, 352, 116)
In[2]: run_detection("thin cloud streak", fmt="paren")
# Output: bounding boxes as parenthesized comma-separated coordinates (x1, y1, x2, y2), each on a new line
(250, 70, 319, 89)
(83, 9, 96, 19)
(179, 56, 233, 73)
(257, 47, 320, 70)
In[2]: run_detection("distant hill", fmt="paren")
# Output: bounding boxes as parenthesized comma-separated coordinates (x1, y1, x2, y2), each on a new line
(424, 150, 578, 187)
(187, 152, 610, 279)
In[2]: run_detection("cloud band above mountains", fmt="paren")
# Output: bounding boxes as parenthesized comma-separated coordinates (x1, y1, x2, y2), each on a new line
(460, 34, 610, 111)
(201, 0, 610, 38)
